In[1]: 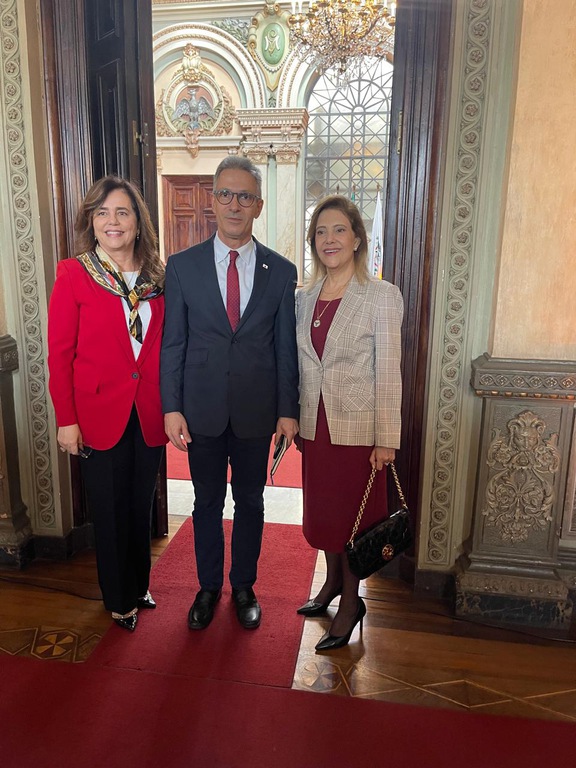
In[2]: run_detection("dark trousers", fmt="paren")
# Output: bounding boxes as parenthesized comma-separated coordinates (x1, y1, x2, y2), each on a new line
(80, 407, 164, 614)
(187, 424, 270, 591)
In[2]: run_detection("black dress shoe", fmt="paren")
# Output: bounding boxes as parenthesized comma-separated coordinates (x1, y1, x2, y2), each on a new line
(315, 598, 366, 652)
(296, 591, 341, 617)
(232, 587, 261, 629)
(188, 588, 222, 630)
(113, 614, 138, 632)
(137, 591, 156, 609)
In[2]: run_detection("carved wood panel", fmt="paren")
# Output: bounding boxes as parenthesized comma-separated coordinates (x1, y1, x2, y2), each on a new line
(162, 175, 216, 256)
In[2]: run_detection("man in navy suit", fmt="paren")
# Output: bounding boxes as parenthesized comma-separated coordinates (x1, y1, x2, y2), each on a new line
(161, 156, 299, 630)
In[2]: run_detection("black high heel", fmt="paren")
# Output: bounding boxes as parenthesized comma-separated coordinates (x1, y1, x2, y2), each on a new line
(314, 598, 366, 651)
(113, 614, 138, 632)
(296, 590, 341, 617)
(137, 591, 156, 609)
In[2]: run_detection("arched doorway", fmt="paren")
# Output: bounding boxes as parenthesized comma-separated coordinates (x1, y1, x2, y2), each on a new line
(41, 0, 452, 563)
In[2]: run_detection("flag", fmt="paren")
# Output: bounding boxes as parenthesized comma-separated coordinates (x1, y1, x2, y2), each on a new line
(369, 189, 383, 279)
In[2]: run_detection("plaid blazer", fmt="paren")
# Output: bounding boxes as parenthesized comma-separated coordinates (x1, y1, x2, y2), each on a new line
(296, 275, 403, 447)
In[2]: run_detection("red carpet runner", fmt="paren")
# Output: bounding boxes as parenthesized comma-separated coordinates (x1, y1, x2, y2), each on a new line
(89, 518, 316, 688)
(1, 653, 574, 768)
(166, 438, 303, 488)
(3, 524, 574, 766)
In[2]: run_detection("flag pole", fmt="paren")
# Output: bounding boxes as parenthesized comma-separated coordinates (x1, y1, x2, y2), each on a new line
(369, 186, 384, 279)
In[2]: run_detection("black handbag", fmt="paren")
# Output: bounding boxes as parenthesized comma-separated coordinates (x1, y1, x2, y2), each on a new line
(345, 462, 412, 580)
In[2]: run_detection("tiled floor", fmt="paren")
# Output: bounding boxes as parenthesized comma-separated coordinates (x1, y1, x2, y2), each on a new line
(292, 556, 576, 720)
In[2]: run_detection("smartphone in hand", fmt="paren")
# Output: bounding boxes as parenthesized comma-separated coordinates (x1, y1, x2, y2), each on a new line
(270, 434, 288, 482)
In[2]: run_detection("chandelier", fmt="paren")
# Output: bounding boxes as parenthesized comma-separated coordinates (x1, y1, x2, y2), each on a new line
(288, 0, 396, 79)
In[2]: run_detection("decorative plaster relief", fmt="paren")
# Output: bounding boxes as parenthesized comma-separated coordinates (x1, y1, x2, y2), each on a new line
(483, 410, 560, 544)
(426, 0, 492, 566)
(153, 24, 266, 109)
(0, 0, 55, 528)
(475, 373, 576, 398)
(457, 571, 567, 600)
(212, 18, 250, 46)
(247, 2, 292, 92)
(236, 107, 309, 164)
(155, 42, 237, 158)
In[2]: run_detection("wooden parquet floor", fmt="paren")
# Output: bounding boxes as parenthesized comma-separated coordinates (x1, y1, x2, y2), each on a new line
(2, 515, 576, 721)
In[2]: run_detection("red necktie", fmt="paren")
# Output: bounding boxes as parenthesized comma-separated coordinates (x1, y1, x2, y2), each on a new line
(226, 250, 240, 331)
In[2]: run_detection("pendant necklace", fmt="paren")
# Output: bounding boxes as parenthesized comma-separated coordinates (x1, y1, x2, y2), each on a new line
(313, 298, 333, 328)
(313, 275, 351, 327)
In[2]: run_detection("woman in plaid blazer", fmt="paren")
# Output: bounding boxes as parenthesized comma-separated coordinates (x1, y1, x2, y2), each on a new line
(295, 195, 404, 652)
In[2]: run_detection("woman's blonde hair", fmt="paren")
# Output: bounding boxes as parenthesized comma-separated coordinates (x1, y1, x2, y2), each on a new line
(74, 175, 164, 286)
(306, 195, 370, 288)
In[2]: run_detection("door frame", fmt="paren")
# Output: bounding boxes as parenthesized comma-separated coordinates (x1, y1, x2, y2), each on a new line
(41, 0, 168, 537)
(384, 0, 453, 540)
(41, 0, 454, 556)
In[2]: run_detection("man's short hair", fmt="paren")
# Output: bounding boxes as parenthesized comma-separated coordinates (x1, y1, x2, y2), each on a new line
(214, 156, 262, 197)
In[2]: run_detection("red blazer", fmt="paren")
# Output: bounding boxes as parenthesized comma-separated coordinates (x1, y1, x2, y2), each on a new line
(48, 258, 167, 450)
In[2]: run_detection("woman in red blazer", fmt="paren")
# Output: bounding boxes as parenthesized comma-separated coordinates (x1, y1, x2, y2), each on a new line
(48, 176, 167, 632)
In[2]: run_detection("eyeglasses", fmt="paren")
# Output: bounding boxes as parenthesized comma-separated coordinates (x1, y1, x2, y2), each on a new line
(213, 189, 261, 208)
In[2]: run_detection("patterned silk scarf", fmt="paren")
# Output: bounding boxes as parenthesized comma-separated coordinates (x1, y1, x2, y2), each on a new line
(77, 247, 163, 344)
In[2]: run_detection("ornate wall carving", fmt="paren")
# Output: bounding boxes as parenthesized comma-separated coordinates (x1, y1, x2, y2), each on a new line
(247, 2, 291, 92)
(212, 18, 250, 46)
(482, 409, 561, 546)
(0, 0, 56, 529)
(422, 0, 501, 568)
(153, 23, 266, 110)
(455, 355, 575, 629)
(236, 107, 309, 164)
(155, 42, 237, 158)
(430, 0, 491, 564)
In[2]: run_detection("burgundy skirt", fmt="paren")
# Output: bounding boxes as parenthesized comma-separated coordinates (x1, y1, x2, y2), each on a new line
(301, 397, 388, 553)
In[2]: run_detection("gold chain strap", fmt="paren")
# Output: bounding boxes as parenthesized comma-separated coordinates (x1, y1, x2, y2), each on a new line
(346, 462, 408, 548)
(389, 462, 408, 510)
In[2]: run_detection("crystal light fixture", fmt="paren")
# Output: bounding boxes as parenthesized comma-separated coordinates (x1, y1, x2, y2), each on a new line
(288, 0, 396, 79)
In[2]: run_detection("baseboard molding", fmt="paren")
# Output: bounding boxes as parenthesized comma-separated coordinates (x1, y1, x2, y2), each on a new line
(32, 523, 95, 561)
(414, 568, 455, 600)
(0, 537, 35, 568)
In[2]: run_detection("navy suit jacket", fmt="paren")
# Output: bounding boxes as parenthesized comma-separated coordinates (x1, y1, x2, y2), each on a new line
(160, 235, 299, 439)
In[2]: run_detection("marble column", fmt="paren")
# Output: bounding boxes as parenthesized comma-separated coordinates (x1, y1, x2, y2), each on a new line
(237, 108, 309, 267)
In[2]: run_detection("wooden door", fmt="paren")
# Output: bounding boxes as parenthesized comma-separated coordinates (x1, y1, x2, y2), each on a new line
(84, 0, 166, 535)
(41, 0, 167, 536)
(84, 0, 158, 214)
(162, 176, 217, 256)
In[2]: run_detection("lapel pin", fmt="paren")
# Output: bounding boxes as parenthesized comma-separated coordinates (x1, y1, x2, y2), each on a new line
(262, 263, 268, 269)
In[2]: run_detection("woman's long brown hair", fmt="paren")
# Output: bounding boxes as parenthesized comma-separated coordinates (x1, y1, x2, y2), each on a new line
(74, 175, 164, 286)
